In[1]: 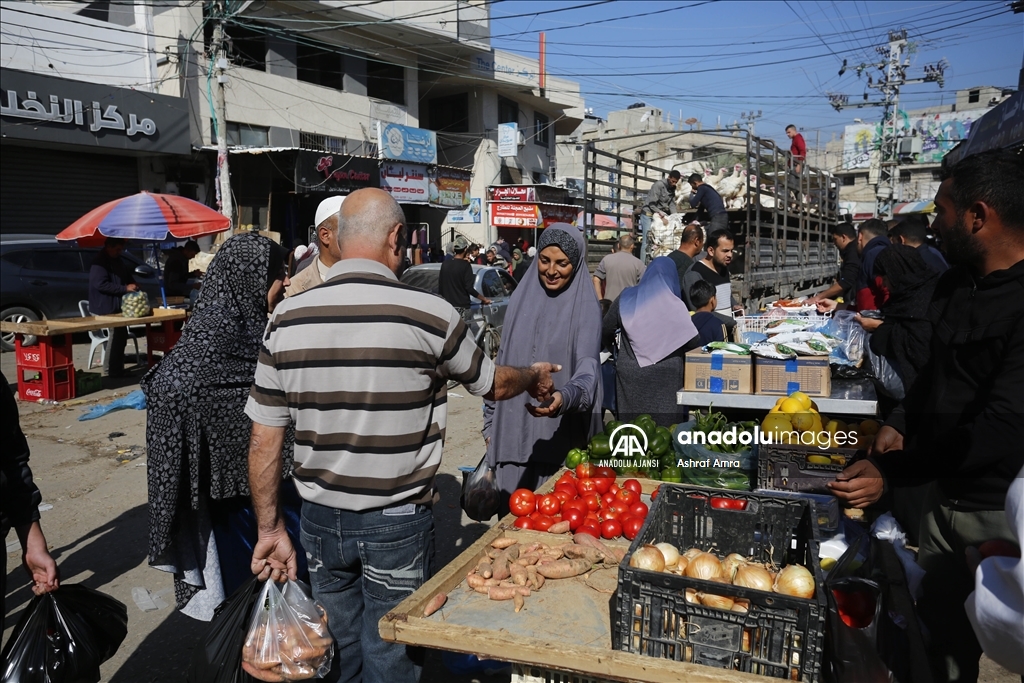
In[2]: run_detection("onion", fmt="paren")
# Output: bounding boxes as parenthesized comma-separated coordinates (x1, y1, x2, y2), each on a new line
(684, 588, 699, 604)
(675, 556, 689, 575)
(684, 552, 721, 580)
(721, 553, 747, 581)
(682, 547, 703, 561)
(774, 565, 816, 598)
(655, 543, 680, 568)
(733, 565, 774, 592)
(732, 598, 750, 613)
(629, 545, 666, 572)
(698, 592, 734, 611)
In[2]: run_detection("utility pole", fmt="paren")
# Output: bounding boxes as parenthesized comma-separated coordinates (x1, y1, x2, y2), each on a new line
(826, 28, 947, 219)
(740, 110, 763, 136)
(212, 1, 233, 227)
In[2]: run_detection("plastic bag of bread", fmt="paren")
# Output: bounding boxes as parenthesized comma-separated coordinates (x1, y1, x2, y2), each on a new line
(241, 579, 333, 681)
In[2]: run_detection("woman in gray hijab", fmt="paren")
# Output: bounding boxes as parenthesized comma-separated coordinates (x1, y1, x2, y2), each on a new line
(483, 224, 603, 511)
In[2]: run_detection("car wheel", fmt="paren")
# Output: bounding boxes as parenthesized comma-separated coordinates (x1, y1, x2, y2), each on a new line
(1, 306, 39, 351)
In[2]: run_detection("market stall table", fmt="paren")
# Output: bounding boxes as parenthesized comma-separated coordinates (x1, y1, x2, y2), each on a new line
(379, 477, 769, 683)
(676, 379, 879, 417)
(2, 308, 187, 400)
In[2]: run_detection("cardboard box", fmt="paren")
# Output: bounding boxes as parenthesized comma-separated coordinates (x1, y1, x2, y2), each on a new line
(684, 349, 753, 394)
(754, 355, 831, 397)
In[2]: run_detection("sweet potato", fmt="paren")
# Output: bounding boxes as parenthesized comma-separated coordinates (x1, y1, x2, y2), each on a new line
(573, 533, 625, 561)
(476, 560, 493, 579)
(514, 593, 525, 612)
(521, 542, 543, 554)
(547, 521, 571, 535)
(511, 563, 529, 586)
(526, 565, 545, 590)
(542, 547, 565, 561)
(491, 537, 518, 549)
(517, 552, 541, 566)
(488, 585, 531, 601)
(562, 545, 606, 563)
(536, 558, 592, 579)
(423, 593, 447, 617)
(465, 572, 487, 589)
(490, 558, 510, 581)
(242, 662, 286, 682)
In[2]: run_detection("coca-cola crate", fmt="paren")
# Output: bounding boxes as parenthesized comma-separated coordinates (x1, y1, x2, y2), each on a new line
(18, 364, 75, 402)
(613, 485, 827, 681)
(15, 334, 73, 369)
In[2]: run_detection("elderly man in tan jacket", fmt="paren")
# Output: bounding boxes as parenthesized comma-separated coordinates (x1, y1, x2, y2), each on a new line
(286, 195, 344, 296)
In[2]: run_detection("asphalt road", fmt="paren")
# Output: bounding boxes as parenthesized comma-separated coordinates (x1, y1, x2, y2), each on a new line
(2, 343, 1016, 683)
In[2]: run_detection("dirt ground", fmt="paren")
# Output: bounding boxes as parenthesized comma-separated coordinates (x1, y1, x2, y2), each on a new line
(2, 342, 1016, 683)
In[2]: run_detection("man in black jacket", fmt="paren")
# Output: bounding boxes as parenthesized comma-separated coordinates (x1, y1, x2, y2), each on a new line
(809, 223, 860, 305)
(2, 374, 59, 618)
(830, 149, 1024, 683)
(88, 238, 138, 377)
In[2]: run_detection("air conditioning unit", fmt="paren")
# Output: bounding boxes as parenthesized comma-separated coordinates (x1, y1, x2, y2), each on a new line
(899, 137, 923, 156)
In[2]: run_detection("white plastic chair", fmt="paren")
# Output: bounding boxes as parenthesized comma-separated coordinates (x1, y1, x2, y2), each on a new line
(79, 301, 140, 369)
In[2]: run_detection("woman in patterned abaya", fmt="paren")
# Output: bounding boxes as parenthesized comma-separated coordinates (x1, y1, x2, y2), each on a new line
(142, 232, 304, 620)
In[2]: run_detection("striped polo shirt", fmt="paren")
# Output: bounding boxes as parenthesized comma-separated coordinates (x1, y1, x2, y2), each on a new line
(245, 258, 495, 511)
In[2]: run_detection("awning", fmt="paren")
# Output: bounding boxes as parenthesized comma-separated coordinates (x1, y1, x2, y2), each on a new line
(894, 200, 935, 215)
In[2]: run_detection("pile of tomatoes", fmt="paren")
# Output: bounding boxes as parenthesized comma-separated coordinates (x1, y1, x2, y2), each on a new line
(509, 465, 653, 541)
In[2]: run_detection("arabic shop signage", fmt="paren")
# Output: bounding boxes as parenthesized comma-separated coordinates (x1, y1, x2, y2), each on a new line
(294, 151, 378, 192)
(0, 68, 189, 155)
(428, 166, 472, 208)
(489, 202, 579, 229)
(447, 198, 481, 223)
(489, 186, 535, 202)
(380, 162, 429, 204)
(376, 122, 437, 165)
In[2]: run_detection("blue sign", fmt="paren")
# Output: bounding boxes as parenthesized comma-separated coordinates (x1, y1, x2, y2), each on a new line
(447, 198, 482, 224)
(498, 122, 518, 157)
(377, 122, 437, 164)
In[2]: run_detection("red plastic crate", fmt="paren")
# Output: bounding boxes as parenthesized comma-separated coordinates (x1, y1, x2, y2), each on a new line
(15, 334, 73, 369)
(18, 364, 76, 402)
(147, 323, 182, 366)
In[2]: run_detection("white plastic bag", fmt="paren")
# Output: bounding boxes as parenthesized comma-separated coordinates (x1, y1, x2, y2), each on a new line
(871, 513, 925, 599)
(121, 290, 151, 318)
(241, 580, 333, 682)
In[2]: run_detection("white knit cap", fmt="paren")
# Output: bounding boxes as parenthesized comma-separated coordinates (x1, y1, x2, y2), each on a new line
(314, 195, 345, 228)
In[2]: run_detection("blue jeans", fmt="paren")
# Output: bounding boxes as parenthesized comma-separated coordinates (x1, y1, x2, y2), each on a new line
(299, 500, 434, 683)
(639, 214, 652, 264)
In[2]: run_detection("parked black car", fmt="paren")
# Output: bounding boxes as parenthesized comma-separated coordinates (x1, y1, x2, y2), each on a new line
(1, 235, 162, 351)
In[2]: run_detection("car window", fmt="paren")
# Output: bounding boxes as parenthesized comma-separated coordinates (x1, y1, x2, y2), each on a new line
(1, 250, 32, 267)
(481, 270, 504, 298)
(26, 249, 84, 273)
(497, 270, 517, 295)
(400, 269, 440, 294)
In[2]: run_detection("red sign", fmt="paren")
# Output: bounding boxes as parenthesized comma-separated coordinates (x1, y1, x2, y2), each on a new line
(541, 204, 579, 227)
(489, 186, 536, 202)
(490, 202, 541, 228)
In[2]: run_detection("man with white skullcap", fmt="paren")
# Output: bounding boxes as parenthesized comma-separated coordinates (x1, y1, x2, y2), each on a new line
(287, 195, 344, 296)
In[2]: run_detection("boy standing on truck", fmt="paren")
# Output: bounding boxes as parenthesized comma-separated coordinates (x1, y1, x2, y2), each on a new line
(639, 170, 681, 261)
(687, 174, 727, 232)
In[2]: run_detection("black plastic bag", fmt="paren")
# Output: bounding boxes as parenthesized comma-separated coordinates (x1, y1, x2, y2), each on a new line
(461, 453, 499, 522)
(1, 584, 128, 683)
(186, 576, 262, 683)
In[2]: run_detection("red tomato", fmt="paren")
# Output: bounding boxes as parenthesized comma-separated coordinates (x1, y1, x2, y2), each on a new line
(602, 507, 621, 522)
(832, 588, 876, 629)
(562, 499, 587, 515)
(533, 515, 555, 531)
(651, 485, 661, 501)
(513, 516, 535, 530)
(557, 472, 577, 486)
(629, 502, 649, 519)
(553, 490, 573, 505)
(622, 479, 642, 496)
(577, 478, 599, 496)
(710, 497, 748, 511)
(555, 482, 577, 498)
(622, 516, 644, 540)
(601, 492, 616, 508)
(509, 489, 536, 517)
(537, 494, 561, 517)
(608, 484, 621, 497)
(615, 488, 639, 507)
(583, 493, 602, 512)
(578, 524, 601, 538)
(576, 462, 595, 479)
(601, 519, 623, 539)
(584, 511, 601, 525)
(592, 476, 613, 495)
(594, 466, 617, 480)
(563, 508, 586, 531)
(609, 501, 631, 517)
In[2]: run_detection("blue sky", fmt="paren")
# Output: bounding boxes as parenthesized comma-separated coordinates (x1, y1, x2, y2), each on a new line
(487, 0, 1022, 150)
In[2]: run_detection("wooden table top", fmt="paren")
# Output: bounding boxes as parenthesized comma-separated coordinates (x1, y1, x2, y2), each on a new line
(0, 307, 187, 336)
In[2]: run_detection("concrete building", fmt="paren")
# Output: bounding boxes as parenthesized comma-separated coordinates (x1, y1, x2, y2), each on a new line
(825, 85, 1012, 218)
(2, 1, 583, 249)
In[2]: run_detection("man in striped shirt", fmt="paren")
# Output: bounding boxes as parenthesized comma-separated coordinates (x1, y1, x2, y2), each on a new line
(245, 188, 558, 683)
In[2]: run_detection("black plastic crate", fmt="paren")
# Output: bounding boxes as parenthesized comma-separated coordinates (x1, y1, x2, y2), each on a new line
(757, 444, 861, 494)
(613, 485, 828, 681)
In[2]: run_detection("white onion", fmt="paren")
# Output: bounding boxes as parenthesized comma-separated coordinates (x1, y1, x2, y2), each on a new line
(655, 543, 680, 568)
(682, 547, 703, 561)
(774, 565, 816, 598)
(629, 545, 666, 572)
(732, 598, 751, 613)
(684, 588, 699, 604)
(721, 553, 748, 581)
(699, 592, 734, 611)
(733, 565, 774, 592)
(675, 556, 689, 575)
(684, 552, 721, 580)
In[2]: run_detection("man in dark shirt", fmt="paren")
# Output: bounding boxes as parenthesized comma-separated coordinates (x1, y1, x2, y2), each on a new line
(810, 223, 860, 305)
(853, 218, 890, 312)
(687, 174, 727, 232)
(892, 217, 949, 274)
(830, 149, 1024, 683)
(667, 221, 704, 295)
(689, 280, 727, 344)
(438, 236, 491, 314)
(88, 238, 138, 377)
(163, 239, 200, 297)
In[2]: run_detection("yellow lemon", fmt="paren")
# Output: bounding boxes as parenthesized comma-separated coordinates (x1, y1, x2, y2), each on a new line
(859, 419, 881, 436)
(791, 411, 816, 432)
(806, 455, 832, 465)
(762, 413, 793, 438)
(820, 557, 837, 571)
(775, 396, 787, 406)
(779, 398, 804, 414)
(769, 405, 783, 413)
(810, 400, 819, 412)
(825, 420, 840, 435)
(789, 391, 813, 410)
(811, 416, 824, 433)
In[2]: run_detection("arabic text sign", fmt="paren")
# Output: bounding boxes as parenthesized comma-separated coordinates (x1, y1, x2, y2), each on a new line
(489, 185, 535, 202)
(490, 202, 542, 228)
(447, 198, 482, 223)
(842, 110, 978, 170)
(0, 67, 189, 154)
(428, 166, 472, 207)
(377, 122, 437, 164)
(498, 122, 518, 157)
(294, 151, 378, 193)
(472, 52, 539, 86)
(380, 162, 429, 204)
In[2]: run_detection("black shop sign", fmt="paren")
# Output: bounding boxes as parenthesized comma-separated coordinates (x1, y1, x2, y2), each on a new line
(295, 151, 379, 193)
